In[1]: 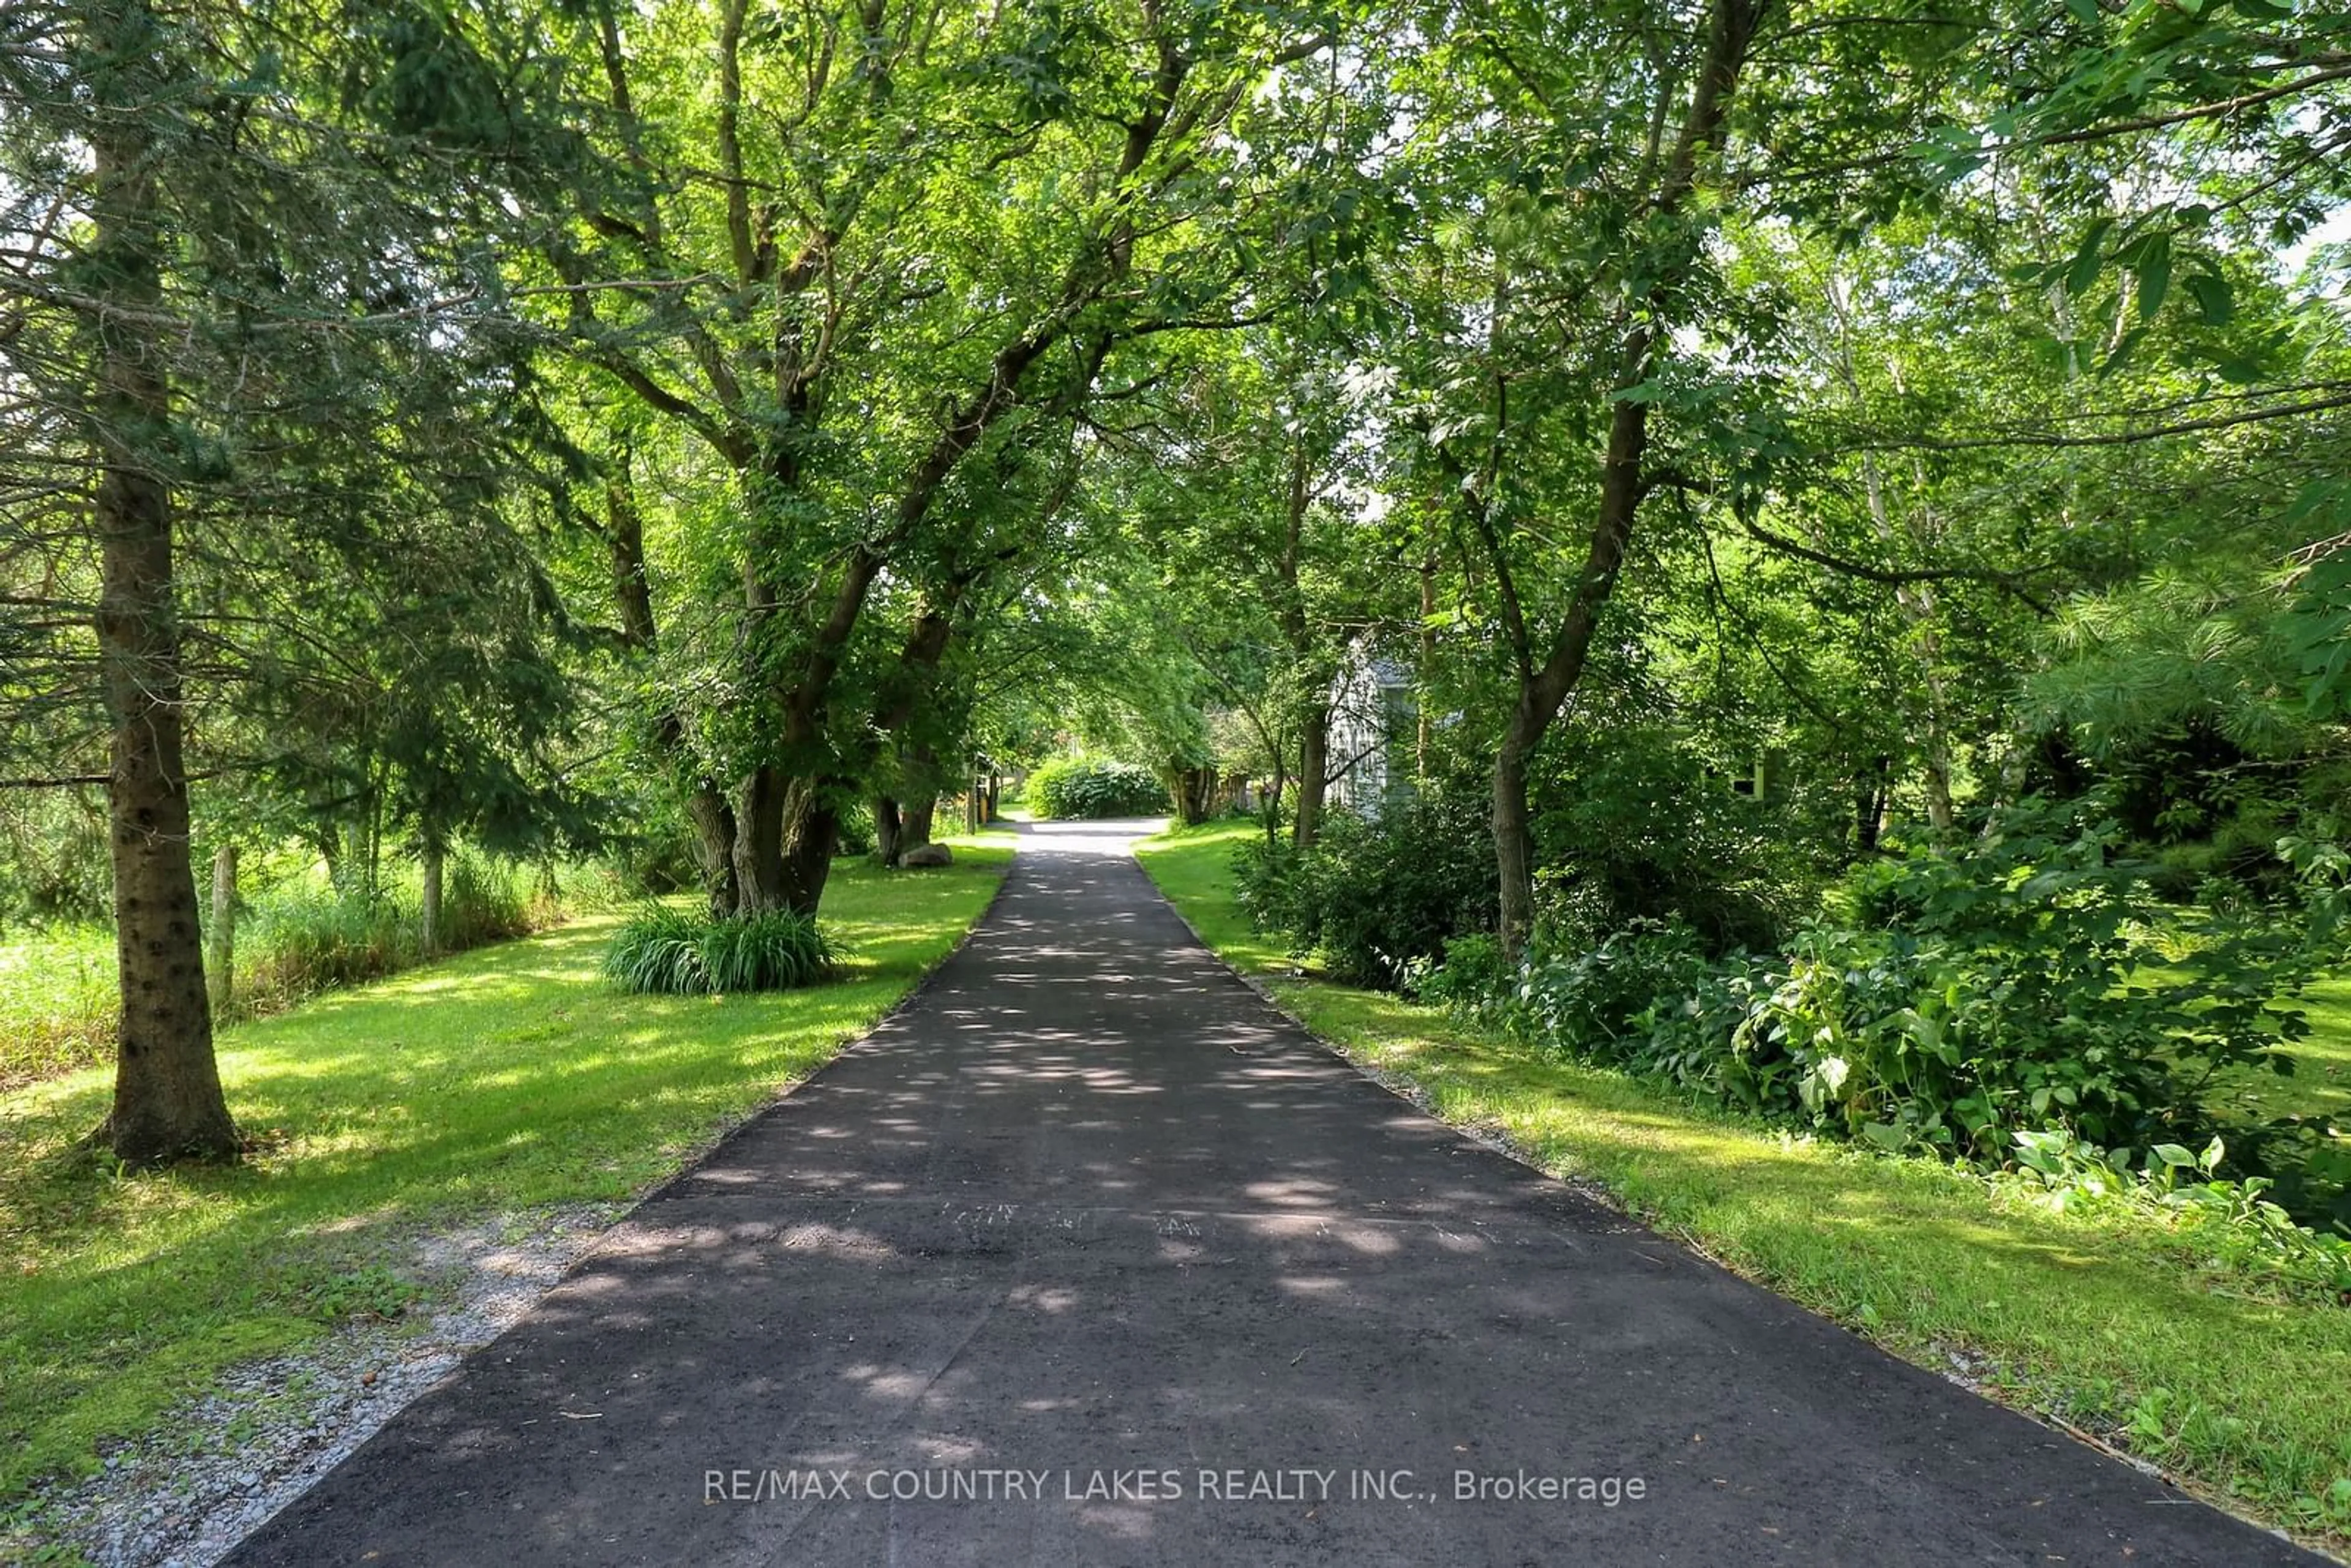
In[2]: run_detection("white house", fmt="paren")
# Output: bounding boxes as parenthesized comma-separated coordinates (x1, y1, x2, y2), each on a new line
(1326, 647, 1415, 820)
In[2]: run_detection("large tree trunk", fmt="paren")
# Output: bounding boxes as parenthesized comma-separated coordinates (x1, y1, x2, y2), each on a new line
(90, 112, 236, 1168)
(901, 793, 936, 852)
(684, 784, 739, 919)
(1483, 0, 1761, 961)
(1493, 732, 1539, 961)
(206, 843, 237, 1018)
(1293, 699, 1330, 847)
(1491, 394, 1647, 960)
(874, 795, 903, 868)
(1170, 766, 1219, 826)
(899, 743, 941, 851)
(776, 780, 839, 915)
(732, 765, 788, 913)
(735, 771, 838, 915)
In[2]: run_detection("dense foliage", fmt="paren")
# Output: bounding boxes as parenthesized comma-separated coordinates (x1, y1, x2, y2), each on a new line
(1235, 787, 1498, 989)
(0, 0, 2344, 1220)
(1408, 799, 2349, 1231)
(1025, 757, 1171, 822)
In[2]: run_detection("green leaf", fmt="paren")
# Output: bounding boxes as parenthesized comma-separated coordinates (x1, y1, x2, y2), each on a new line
(2099, 325, 2148, 375)
(2066, 217, 2113, 298)
(2134, 232, 2172, 321)
(2184, 271, 2232, 326)
(2151, 1142, 2195, 1168)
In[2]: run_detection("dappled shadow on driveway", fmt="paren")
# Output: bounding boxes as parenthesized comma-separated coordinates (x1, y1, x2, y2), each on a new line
(223, 819, 2320, 1567)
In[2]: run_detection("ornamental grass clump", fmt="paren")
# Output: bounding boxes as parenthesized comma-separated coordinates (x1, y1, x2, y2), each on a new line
(604, 906, 840, 995)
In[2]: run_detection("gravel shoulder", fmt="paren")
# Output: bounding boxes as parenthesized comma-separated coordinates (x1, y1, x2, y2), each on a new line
(14, 1203, 622, 1568)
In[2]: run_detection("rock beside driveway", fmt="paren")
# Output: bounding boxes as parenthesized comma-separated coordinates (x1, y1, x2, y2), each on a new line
(900, 842, 953, 868)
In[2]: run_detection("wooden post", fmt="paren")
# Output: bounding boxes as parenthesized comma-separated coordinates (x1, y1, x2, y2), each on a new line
(206, 844, 238, 1016)
(421, 839, 444, 954)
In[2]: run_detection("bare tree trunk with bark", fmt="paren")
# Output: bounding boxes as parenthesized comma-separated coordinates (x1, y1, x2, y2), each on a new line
(1294, 699, 1330, 847)
(774, 779, 840, 915)
(733, 767, 789, 913)
(901, 793, 937, 851)
(88, 103, 236, 1166)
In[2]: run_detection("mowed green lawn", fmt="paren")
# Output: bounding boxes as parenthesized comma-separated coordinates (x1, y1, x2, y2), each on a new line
(1136, 819, 2351, 1553)
(0, 842, 1010, 1501)
(2233, 973, 2351, 1125)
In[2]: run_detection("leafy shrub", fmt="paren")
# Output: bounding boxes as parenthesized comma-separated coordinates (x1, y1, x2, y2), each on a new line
(1234, 786, 1497, 989)
(1027, 756, 1169, 820)
(1411, 932, 1509, 1008)
(2006, 1130, 2351, 1304)
(1464, 798, 2312, 1172)
(1529, 726, 1824, 955)
(604, 906, 839, 995)
(835, 801, 877, 857)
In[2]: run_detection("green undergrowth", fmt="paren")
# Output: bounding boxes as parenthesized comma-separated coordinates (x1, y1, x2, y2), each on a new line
(0, 855, 612, 1090)
(1138, 819, 2351, 1556)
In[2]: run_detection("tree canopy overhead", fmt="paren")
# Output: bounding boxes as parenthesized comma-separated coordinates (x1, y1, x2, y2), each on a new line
(4, 0, 2349, 1165)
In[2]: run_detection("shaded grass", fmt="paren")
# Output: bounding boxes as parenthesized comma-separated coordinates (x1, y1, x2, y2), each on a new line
(1137, 819, 2351, 1553)
(0, 844, 1010, 1501)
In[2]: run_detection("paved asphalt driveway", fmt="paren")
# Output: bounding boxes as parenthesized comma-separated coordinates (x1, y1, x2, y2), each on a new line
(225, 821, 2320, 1566)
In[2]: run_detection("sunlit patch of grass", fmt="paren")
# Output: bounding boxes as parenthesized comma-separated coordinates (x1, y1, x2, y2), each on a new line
(0, 844, 1010, 1502)
(2221, 970, 2351, 1126)
(1137, 820, 2351, 1553)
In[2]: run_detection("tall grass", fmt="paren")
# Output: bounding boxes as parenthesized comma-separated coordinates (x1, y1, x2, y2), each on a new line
(241, 856, 533, 1003)
(604, 906, 841, 995)
(1, 855, 571, 1087)
(0, 928, 114, 1089)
